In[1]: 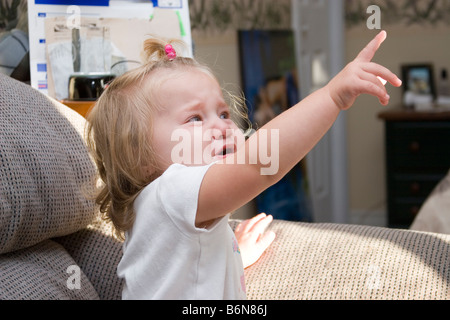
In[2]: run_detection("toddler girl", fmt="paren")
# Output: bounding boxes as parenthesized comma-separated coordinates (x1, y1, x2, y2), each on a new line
(86, 31, 401, 300)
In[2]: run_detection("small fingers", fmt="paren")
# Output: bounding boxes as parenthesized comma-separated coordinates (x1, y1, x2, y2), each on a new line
(252, 214, 273, 236)
(377, 76, 387, 86)
(362, 62, 402, 88)
(242, 213, 275, 242)
(354, 62, 402, 105)
(354, 71, 390, 105)
(362, 79, 390, 105)
(244, 213, 267, 232)
(235, 213, 267, 234)
(257, 230, 276, 251)
(355, 30, 387, 62)
(358, 71, 388, 94)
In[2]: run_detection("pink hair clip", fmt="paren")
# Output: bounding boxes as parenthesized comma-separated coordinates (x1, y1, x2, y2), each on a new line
(165, 44, 177, 60)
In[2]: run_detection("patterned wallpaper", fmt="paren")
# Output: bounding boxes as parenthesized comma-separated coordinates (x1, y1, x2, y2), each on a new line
(2, 0, 447, 34)
(190, 0, 450, 34)
(189, 0, 292, 34)
(347, 0, 450, 27)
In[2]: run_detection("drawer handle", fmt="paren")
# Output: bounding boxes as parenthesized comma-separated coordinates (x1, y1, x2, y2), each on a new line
(409, 141, 420, 153)
(410, 182, 421, 195)
(410, 206, 420, 217)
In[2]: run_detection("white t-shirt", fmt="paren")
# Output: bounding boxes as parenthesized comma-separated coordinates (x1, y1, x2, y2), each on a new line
(117, 163, 247, 300)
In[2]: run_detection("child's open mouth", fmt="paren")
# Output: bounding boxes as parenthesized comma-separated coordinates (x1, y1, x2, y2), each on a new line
(214, 144, 236, 159)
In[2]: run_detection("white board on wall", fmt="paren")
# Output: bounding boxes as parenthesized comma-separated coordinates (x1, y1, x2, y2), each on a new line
(27, 0, 192, 98)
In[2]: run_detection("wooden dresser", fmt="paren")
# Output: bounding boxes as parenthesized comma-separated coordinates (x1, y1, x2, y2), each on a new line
(378, 107, 450, 229)
(60, 100, 95, 118)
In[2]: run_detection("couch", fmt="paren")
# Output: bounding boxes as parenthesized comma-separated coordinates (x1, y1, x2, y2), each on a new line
(0, 73, 449, 300)
(410, 169, 450, 235)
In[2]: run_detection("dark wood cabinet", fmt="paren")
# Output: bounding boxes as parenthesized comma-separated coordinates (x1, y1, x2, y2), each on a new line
(378, 108, 450, 229)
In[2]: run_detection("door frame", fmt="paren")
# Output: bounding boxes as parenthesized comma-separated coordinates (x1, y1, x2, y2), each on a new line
(291, 0, 349, 223)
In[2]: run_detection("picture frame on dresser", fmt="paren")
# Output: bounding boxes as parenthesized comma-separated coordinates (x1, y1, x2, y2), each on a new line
(401, 64, 436, 108)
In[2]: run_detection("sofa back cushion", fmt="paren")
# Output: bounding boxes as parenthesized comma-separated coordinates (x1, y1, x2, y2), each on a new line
(243, 220, 450, 300)
(0, 74, 97, 254)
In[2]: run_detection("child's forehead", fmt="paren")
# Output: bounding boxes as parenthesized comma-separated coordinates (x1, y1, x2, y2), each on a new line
(149, 67, 225, 110)
(153, 68, 223, 98)
(152, 66, 218, 85)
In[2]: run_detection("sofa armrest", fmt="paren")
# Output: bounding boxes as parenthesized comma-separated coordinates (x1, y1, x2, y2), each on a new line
(241, 220, 450, 300)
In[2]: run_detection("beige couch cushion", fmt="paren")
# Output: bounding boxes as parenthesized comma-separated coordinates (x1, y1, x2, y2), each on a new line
(0, 239, 99, 299)
(0, 74, 97, 254)
(243, 220, 450, 300)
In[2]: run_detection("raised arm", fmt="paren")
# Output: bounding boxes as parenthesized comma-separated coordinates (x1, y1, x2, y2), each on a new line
(196, 31, 402, 227)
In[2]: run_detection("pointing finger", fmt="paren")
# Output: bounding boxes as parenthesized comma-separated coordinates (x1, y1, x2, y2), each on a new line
(355, 30, 387, 62)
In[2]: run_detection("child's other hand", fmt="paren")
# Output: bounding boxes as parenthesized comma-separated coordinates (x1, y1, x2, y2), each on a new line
(327, 30, 402, 110)
(234, 213, 276, 269)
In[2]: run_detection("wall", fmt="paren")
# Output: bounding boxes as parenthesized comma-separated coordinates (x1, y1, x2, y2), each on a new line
(346, 23, 450, 226)
(191, 0, 450, 225)
(190, 0, 292, 103)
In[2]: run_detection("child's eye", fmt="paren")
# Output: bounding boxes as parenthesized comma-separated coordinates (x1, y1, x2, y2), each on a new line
(188, 115, 202, 123)
(220, 112, 230, 120)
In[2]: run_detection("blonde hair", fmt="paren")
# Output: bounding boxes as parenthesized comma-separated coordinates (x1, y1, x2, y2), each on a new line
(86, 37, 250, 240)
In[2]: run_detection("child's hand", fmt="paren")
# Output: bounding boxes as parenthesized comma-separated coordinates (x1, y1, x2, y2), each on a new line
(327, 30, 402, 110)
(234, 213, 276, 269)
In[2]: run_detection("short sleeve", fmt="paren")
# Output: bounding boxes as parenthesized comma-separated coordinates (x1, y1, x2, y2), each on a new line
(156, 163, 215, 235)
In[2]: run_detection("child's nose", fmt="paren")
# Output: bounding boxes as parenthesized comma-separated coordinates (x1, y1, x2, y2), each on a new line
(210, 119, 230, 140)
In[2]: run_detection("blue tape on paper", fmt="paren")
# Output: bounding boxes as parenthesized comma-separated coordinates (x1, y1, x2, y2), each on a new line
(35, 0, 109, 6)
(37, 64, 47, 72)
(151, 0, 182, 9)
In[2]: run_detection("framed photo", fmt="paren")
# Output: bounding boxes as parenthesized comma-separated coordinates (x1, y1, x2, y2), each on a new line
(401, 64, 435, 98)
